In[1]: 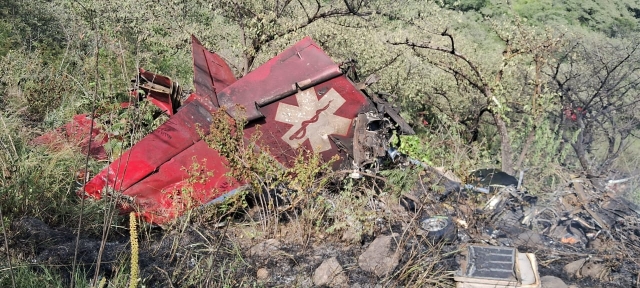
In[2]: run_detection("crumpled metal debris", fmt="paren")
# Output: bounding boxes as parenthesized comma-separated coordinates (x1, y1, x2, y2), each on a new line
(466, 168, 519, 194)
(455, 245, 541, 288)
(34, 35, 414, 225)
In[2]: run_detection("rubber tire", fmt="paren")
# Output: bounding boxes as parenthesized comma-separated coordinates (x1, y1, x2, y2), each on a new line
(419, 216, 457, 243)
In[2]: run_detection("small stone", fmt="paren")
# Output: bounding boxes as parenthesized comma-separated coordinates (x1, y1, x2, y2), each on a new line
(249, 239, 281, 258)
(256, 268, 269, 280)
(581, 261, 605, 279)
(313, 257, 348, 287)
(564, 258, 587, 277)
(540, 275, 568, 288)
(358, 234, 401, 277)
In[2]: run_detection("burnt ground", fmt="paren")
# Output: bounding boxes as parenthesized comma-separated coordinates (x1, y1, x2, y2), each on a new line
(3, 175, 640, 287)
(6, 215, 455, 287)
(4, 208, 639, 287)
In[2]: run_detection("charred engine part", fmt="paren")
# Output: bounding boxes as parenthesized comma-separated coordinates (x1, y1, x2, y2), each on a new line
(484, 186, 537, 217)
(347, 93, 415, 176)
(469, 168, 519, 187)
(352, 112, 393, 174)
(370, 92, 415, 135)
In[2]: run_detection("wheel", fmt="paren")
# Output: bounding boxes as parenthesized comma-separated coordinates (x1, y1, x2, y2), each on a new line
(419, 216, 457, 243)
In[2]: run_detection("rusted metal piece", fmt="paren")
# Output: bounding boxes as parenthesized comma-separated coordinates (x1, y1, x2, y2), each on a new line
(31, 114, 108, 160)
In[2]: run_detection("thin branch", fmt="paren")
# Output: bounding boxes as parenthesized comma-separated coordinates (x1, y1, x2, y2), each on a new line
(389, 37, 487, 92)
(297, 0, 311, 22)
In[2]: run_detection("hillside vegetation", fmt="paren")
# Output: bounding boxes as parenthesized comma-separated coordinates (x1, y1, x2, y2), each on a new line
(1, 0, 639, 287)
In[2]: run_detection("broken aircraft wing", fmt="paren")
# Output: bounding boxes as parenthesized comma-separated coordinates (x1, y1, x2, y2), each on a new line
(80, 36, 376, 224)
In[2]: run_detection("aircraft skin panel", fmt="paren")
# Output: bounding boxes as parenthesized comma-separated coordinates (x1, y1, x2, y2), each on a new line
(82, 36, 373, 224)
(82, 101, 213, 199)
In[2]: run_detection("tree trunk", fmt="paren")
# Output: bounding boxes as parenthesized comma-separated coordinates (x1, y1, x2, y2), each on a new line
(493, 113, 514, 175)
(514, 125, 537, 171)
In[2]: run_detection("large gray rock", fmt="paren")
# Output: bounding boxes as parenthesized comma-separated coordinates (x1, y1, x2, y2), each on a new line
(313, 257, 348, 287)
(541, 275, 569, 288)
(358, 234, 401, 277)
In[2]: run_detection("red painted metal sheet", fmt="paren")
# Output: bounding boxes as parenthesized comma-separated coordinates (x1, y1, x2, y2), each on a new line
(82, 100, 213, 199)
(31, 114, 108, 160)
(81, 36, 373, 224)
(244, 75, 369, 168)
(191, 35, 237, 108)
(138, 68, 176, 116)
(217, 37, 342, 122)
(119, 140, 240, 224)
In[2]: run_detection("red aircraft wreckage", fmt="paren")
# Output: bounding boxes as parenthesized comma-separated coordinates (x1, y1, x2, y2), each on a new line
(34, 36, 414, 224)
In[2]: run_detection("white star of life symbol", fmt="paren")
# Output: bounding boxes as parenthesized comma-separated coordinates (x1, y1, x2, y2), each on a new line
(275, 87, 352, 153)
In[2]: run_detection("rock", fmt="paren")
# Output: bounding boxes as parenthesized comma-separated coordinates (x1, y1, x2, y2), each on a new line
(515, 231, 544, 246)
(581, 261, 605, 279)
(256, 268, 269, 280)
(312, 257, 348, 287)
(540, 275, 569, 288)
(564, 258, 587, 277)
(358, 234, 401, 277)
(249, 239, 282, 258)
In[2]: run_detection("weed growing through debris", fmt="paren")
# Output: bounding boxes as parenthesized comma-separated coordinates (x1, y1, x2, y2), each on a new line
(201, 106, 339, 237)
(391, 240, 455, 287)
